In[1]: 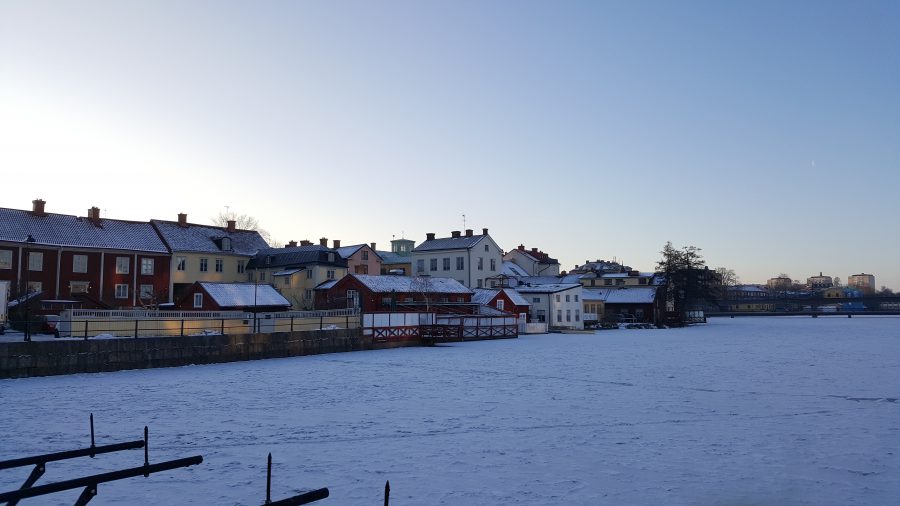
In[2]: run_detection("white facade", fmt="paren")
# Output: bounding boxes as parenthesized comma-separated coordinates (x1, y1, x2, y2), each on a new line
(517, 283, 584, 330)
(411, 232, 503, 289)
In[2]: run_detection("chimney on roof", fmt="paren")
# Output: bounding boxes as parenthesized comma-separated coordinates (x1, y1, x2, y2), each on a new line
(518, 244, 525, 251)
(178, 213, 187, 227)
(333, 239, 341, 249)
(300, 240, 312, 246)
(287, 240, 297, 247)
(451, 230, 461, 238)
(426, 233, 435, 241)
(31, 199, 46, 216)
(482, 228, 488, 235)
(532, 248, 539, 253)
(319, 237, 328, 247)
(226, 220, 236, 233)
(87, 206, 101, 225)
(465, 229, 473, 237)
(370, 242, 376, 250)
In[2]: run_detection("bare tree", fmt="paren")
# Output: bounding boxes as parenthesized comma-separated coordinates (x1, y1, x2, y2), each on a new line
(211, 210, 274, 245)
(715, 267, 740, 288)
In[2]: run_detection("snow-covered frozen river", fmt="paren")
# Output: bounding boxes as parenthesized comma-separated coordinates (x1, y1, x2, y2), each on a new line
(2, 316, 898, 505)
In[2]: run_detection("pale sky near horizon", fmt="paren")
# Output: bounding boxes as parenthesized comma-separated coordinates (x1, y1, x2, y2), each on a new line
(2, 1, 898, 288)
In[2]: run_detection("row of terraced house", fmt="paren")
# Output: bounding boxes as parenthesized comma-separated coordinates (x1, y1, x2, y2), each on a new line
(1, 199, 667, 329)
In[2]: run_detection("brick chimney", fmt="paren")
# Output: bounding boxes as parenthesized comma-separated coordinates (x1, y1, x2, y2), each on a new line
(482, 228, 488, 235)
(300, 240, 312, 246)
(451, 231, 461, 238)
(226, 220, 236, 233)
(333, 239, 341, 249)
(518, 244, 525, 251)
(465, 229, 473, 237)
(426, 233, 435, 241)
(319, 237, 328, 247)
(177, 213, 187, 227)
(31, 199, 46, 216)
(532, 248, 539, 253)
(370, 242, 376, 250)
(87, 207, 101, 225)
(287, 240, 297, 247)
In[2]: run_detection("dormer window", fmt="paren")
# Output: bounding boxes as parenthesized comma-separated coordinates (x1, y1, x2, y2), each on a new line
(328, 253, 335, 262)
(265, 255, 272, 265)
(221, 237, 232, 250)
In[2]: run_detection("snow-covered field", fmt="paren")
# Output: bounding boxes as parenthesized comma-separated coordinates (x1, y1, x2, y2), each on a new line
(1, 316, 898, 505)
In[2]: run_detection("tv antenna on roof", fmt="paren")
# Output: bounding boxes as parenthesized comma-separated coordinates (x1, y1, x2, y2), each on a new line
(462, 213, 466, 229)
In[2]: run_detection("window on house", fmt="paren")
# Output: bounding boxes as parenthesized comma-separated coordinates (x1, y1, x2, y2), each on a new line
(284, 276, 291, 286)
(221, 237, 231, 250)
(604, 279, 612, 286)
(73, 254, 88, 273)
(556, 294, 560, 302)
(536, 309, 546, 322)
(381, 297, 391, 306)
(115, 284, 129, 299)
(490, 259, 496, 271)
(575, 310, 580, 322)
(456, 257, 464, 270)
(477, 257, 483, 270)
(347, 289, 359, 308)
(176, 257, 186, 271)
(327, 270, 335, 280)
(496, 299, 505, 311)
(430, 258, 438, 271)
(199, 258, 208, 272)
(0, 250, 11, 269)
(416, 259, 425, 273)
(115, 257, 129, 274)
(328, 253, 335, 262)
(141, 258, 154, 275)
(238, 260, 245, 274)
(193, 293, 203, 308)
(307, 269, 313, 279)
(557, 310, 562, 322)
(477, 279, 483, 288)
(70, 281, 89, 294)
(457, 296, 466, 302)
(260, 271, 266, 281)
(140, 284, 154, 299)
(575, 295, 579, 302)
(362, 250, 368, 260)
(532, 297, 540, 303)
(215, 258, 223, 273)
(443, 258, 450, 270)
(639, 278, 647, 285)
(29, 252, 44, 271)
(565, 294, 570, 302)
(304, 289, 312, 299)
(27, 281, 42, 294)
(590, 280, 595, 286)
(566, 309, 571, 322)
(616, 279, 625, 286)
(484, 244, 489, 252)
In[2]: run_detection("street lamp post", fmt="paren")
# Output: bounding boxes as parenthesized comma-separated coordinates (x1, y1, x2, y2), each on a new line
(23, 234, 36, 342)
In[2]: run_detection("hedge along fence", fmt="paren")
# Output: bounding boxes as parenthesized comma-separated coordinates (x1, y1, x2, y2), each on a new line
(0, 327, 368, 379)
(56, 309, 361, 339)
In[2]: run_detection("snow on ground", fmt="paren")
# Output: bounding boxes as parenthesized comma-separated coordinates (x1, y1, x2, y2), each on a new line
(1, 316, 898, 505)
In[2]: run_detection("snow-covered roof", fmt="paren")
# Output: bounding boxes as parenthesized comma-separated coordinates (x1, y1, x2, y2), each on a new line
(601, 272, 654, 279)
(199, 282, 290, 308)
(151, 220, 269, 255)
(502, 289, 530, 307)
(582, 287, 658, 304)
(351, 274, 472, 294)
(502, 261, 529, 277)
(0, 207, 168, 253)
(413, 234, 486, 252)
(377, 251, 410, 264)
(316, 279, 339, 290)
(247, 245, 347, 269)
(273, 268, 303, 277)
(516, 283, 581, 294)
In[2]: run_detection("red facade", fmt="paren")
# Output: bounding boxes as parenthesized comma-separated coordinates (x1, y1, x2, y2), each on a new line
(316, 275, 474, 313)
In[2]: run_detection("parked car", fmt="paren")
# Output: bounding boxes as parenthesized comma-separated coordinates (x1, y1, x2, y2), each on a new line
(41, 315, 61, 337)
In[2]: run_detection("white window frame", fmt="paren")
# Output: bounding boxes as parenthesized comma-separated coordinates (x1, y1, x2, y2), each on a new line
(141, 258, 154, 275)
(73, 254, 88, 273)
(456, 257, 464, 270)
(193, 293, 203, 308)
(70, 281, 89, 294)
(430, 258, 438, 271)
(115, 284, 129, 299)
(199, 258, 208, 272)
(215, 258, 223, 273)
(496, 299, 504, 311)
(140, 284, 154, 299)
(237, 260, 246, 274)
(327, 270, 335, 280)
(115, 256, 129, 274)
(176, 256, 186, 271)
(0, 250, 11, 269)
(29, 251, 43, 271)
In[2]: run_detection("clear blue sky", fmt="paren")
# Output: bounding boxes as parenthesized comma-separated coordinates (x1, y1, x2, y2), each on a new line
(2, 1, 898, 288)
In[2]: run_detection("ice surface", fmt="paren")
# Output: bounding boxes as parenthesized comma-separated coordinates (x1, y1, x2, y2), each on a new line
(1, 316, 898, 505)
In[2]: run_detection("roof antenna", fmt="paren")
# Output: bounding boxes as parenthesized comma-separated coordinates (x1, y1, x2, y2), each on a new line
(462, 213, 466, 229)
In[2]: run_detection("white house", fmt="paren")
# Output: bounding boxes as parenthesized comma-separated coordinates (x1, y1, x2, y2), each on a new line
(516, 283, 584, 330)
(411, 229, 503, 289)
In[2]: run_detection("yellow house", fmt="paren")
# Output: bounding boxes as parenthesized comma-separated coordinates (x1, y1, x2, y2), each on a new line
(247, 243, 348, 310)
(152, 215, 269, 302)
(579, 271, 656, 288)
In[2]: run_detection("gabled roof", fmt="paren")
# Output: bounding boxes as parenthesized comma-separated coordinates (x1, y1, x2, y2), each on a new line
(336, 244, 383, 261)
(516, 283, 582, 294)
(199, 282, 290, 308)
(502, 261, 529, 277)
(412, 234, 487, 252)
(152, 220, 269, 255)
(350, 274, 472, 294)
(0, 207, 168, 253)
(582, 287, 658, 304)
(472, 288, 531, 307)
(247, 245, 348, 269)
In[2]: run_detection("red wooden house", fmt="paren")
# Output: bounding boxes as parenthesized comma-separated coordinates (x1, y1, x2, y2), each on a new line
(0, 200, 171, 310)
(175, 282, 291, 312)
(315, 274, 474, 313)
(471, 288, 530, 317)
